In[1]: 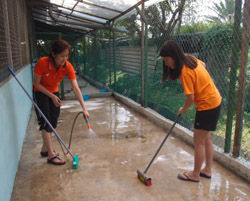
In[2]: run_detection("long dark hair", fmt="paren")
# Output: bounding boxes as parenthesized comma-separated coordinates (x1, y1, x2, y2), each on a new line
(159, 40, 197, 81)
(49, 40, 71, 67)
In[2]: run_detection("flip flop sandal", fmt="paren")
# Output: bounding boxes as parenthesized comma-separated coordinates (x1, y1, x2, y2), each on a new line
(40, 151, 49, 157)
(177, 172, 200, 182)
(47, 156, 66, 165)
(40, 151, 59, 157)
(200, 172, 211, 179)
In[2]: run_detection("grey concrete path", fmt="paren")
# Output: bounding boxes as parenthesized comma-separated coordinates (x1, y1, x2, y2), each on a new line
(61, 76, 112, 100)
(11, 95, 250, 201)
(61, 76, 100, 97)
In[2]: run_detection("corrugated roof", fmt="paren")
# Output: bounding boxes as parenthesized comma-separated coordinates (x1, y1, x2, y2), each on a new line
(29, 0, 161, 34)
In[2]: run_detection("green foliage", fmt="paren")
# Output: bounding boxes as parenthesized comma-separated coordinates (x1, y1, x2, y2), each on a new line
(179, 22, 213, 33)
(115, 14, 140, 40)
(245, 49, 250, 112)
(114, 0, 196, 49)
(205, 0, 235, 23)
(201, 23, 233, 61)
(114, 72, 141, 102)
(200, 24, 233, 90)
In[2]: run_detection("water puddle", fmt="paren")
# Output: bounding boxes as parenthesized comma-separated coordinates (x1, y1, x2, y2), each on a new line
(153, 155, 167, 164)
(121, 161, 128, 165)
(61, 101, 79, 109)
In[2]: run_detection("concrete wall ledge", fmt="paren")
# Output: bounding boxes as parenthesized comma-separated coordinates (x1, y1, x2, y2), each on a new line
(64, 92, 112, 100)
(82, 75, 110, 91)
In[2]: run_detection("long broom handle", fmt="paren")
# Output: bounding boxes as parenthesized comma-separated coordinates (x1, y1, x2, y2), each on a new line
(8, 66, 74, 159)
(144, 114, 181, 174)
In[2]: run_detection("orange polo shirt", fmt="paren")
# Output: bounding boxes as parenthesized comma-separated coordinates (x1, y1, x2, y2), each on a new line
(33, 56, 76, 93)
(179, 58, 222, 111)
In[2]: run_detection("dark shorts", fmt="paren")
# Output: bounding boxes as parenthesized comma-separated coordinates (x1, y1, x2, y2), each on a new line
(194, 104, 221, 131)
(33, 91, 60, 132)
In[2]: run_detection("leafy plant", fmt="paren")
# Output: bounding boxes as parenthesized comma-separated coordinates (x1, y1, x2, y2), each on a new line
(200, 24, 233, 93)
(179, 22, 213, 33)
(206, 0, 235, 23)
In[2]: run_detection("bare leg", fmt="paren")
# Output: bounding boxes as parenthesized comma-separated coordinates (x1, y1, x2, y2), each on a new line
(41, 133, 52, 152)
(41, 130, 53, 154)
(41, 143, 47, 153)
(179, 129, 211, 181)
(41, 129, 65, 164)
(201, 132, 213, 176)
(193, 129, 208, 177)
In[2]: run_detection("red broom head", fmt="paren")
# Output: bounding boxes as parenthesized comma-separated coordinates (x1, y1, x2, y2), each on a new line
(137, 169, 152, 186)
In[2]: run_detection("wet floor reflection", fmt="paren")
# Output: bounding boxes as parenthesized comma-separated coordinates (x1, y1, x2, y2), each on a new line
(11, 97, 250, 201)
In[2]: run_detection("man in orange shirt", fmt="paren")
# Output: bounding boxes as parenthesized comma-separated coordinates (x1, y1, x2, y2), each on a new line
(33, 40, 89, 165)
(160, 40, 222, 182)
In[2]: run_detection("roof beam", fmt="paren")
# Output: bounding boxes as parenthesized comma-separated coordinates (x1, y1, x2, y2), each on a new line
(33, 18, 90, 34)
(33, 7, 105, 25)
(68, 1, 79, 16)
(31, 0, 110, 21)
(110, 0, 149, 22)
(49, 7, 106, 30)
(74, 0, 123, 13)
(57, 11, 105, 25)
(32, 11, 94, 33)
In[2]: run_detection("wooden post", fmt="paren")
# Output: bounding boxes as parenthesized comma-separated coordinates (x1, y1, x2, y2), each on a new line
(224, 0, 242, 153)
(232, 0, 249, 157)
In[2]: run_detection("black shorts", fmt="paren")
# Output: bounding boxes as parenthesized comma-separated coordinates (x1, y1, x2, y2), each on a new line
(33, 91, 60, 132)
(194, 104, 221, 131)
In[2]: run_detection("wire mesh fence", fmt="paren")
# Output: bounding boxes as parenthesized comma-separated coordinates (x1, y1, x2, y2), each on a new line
(78, 0, 249, 163)
(0, 0, 30, 85)
(30, 0, 249, 163)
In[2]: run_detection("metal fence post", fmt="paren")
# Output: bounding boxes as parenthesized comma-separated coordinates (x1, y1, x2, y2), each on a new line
(76, 42, 80, 69)
(108, 28, 112, 87)
(113, 30, 116, 91)
(83, 36, 86, 76)
(140, 3, 145, 107)
(136, 3, 148, 107)
(224, 0, 242, 153)
(58, 32, 64, 100)
(93, 31, 97, 80)
(144, 23, 148, 107)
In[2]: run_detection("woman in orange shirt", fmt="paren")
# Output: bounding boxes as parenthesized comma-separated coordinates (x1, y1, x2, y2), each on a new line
(159, 40, 222, 182)
(33, 40, 89, 165)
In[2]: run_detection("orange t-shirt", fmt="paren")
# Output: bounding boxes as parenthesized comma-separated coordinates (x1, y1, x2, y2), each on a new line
(33, 56, 76, 93)
(179, 59, 222, 111)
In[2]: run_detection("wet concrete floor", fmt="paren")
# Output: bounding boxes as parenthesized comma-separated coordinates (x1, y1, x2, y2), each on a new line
(11, 97, 250, 201)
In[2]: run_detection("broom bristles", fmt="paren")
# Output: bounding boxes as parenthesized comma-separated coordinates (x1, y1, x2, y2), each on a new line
(137, 169, 152, 186)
